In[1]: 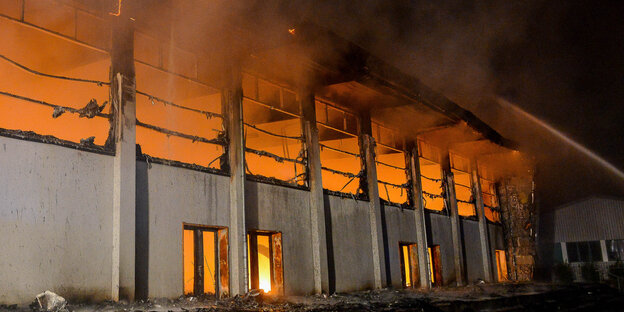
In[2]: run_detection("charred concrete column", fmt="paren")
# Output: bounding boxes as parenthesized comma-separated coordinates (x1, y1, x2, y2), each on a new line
(224, 63, 248, 296)
(472, 161, 493, 282)
(443, 155, 465, 286)
(300, 87, 329, 293)
(359, 111, 387, 288)
(406, 142, 431, 289)
(110, 15, 136, 301)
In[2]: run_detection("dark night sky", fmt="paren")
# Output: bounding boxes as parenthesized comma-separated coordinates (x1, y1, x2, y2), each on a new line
(285, 0, 624, 209)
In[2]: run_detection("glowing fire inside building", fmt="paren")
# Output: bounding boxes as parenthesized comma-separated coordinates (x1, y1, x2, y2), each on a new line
(0, 0, 539, 306)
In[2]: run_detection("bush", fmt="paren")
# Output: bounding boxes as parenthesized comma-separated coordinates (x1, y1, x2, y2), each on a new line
(581, 262, 600, 282)
(553, 263, 574, 284)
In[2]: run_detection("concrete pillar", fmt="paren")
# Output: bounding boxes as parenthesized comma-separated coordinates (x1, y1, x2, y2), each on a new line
(300, 87, 329, 293)
(561, 242, 569, 263)
(600, 240, 609, 262)
(443, 155, 465, 286)
(406, 142, 431, 289)
(110, 15, 136, 301)
(359, 111, 387, 288)
(471, 161, 493, 282)
(223, 64, 248, 296)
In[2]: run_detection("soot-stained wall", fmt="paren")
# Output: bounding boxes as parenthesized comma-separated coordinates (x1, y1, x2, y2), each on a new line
(461, 219, 484, 283)
(382, 205, 418, 289)
(425, 212, 455, 285)
(244, 181, 315, 295)
(135, 162, 230, 298)
(325, 195, 375, 292)
(0, 137, 114, 304)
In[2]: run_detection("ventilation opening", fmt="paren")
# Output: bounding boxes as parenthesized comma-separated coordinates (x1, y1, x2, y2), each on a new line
(428, 245, 443, 287)
(399, 243, 419, 288)
(183, 225, 229, 297)
(495, 250, 508, 282)
(247, 231, 284, 295)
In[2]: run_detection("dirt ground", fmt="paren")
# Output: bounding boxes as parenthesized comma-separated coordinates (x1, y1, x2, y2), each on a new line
(3, 282, 623, 312)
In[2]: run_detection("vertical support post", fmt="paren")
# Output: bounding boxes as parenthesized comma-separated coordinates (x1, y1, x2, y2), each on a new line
(561, 242, 569, 263)
(111, 14, 136, 301)
(443, 155, 464, 286)
(300, 87, 329, 293)
(600, 240, 609, 262)
(406, 142, 431, 289)
(472, 161, 493, 282)
(224, 63, 247, 296)
(359, 111, 386, 288)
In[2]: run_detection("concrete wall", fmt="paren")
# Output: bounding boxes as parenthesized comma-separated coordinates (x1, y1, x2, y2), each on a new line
(245, 181, 315, 295)
(325, 195, 375, 293)
(135, 162, 230, 298)
(382, 205, 417, 288)
(0, 137, 114, 304)
(425, 212, 455, 285)
(461, 219, 484, 283)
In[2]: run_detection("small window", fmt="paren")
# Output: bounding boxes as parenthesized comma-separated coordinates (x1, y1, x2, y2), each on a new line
(399, 243, 419, 288)
(428, 245, 443, 287)
(495, 250, 508, 281)
(607, 239, 624, 261)
(247, 231, 284, 294)
(183, 225, 229, 297)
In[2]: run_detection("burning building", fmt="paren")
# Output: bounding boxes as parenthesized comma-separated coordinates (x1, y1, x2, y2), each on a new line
(0, 0, 536, 304)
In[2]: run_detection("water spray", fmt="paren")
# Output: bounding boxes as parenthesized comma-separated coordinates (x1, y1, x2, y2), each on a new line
(497, 97, 624, 181)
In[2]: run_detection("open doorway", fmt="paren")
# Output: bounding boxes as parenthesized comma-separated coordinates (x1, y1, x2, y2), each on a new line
(247, 231, 284, 295)
(428, 245, 443, 287)
(183, 224, 229, 297)
(399, 243, 419, 288)
(495, 250, 508, 281)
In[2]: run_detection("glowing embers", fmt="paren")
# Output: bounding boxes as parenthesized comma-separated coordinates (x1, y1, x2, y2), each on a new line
(135, 62, 225, 169)
(183, 225, 229, 297)
(418, 141, 445, 211)
(316, 99, 363, 195)
(247, 231, 284, 294)
(399, 243, 419, 288)
(495, 250, 508, 281)
(0, 17, 110, 146)
(242, 73, 306, 186)
(428, 245, 443, 286)
(479, 165, 501, 223)
(450, 153, 476, 217)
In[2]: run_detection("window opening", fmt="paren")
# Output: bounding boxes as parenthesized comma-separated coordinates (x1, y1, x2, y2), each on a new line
(450, 152, 476, 217)
(134, 43, 225, 170)
(418, 140, 445, 211)
(242, 73, 306, 187)
(399, 243, 419, 288)
(0, 17, 111, 149)
(247, 231, 284, 294)
(183, 224, 228, 297)
(606, 239, 624, 261)
(495, 250, 508, 281)
(566, 241, 603, 263)
(478, 164, 501, 223)
(316, 99, 363, 197)
(428, 245, 443, 286)
(373, 121, 409, 206)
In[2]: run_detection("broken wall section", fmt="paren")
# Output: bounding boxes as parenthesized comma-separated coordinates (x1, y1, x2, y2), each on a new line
(498, 176, 536, 281)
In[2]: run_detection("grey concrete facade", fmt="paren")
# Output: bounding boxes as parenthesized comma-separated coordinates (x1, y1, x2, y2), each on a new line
(0, 137, 114, 304)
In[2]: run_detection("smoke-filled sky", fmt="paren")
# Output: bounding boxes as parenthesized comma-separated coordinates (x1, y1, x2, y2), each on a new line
(279, 0, 624, 209)
(131, 0, 624, 209)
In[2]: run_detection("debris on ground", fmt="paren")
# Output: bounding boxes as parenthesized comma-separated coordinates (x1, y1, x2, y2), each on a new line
(34, 291, 67, 312)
